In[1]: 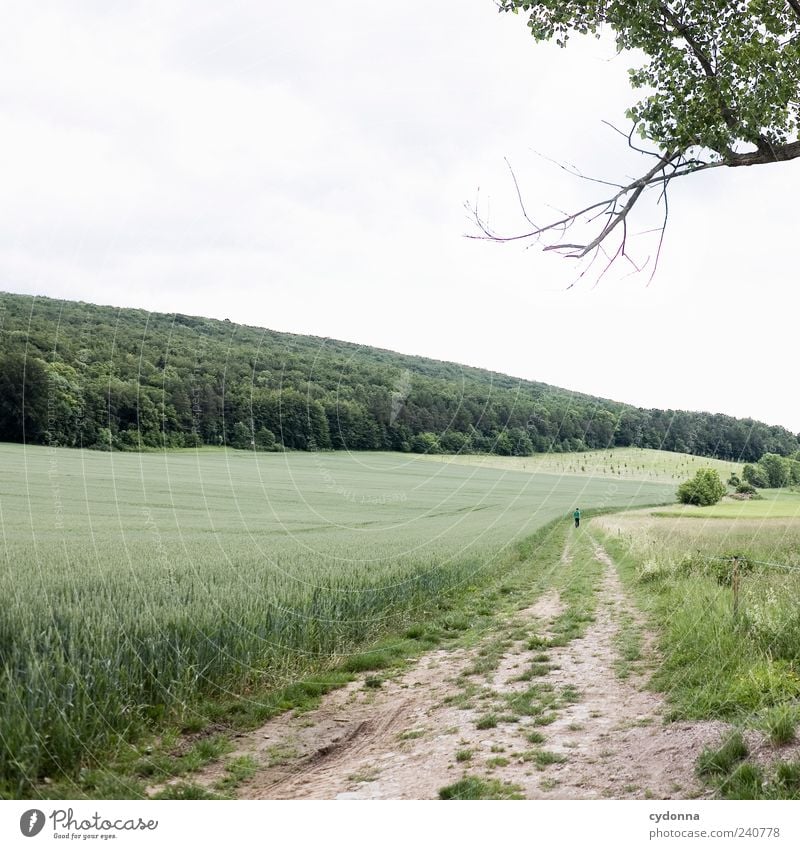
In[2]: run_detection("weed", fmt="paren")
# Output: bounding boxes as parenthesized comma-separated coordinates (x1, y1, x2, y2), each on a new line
(398, 729, 426, 741)
(696, 733, 748, 777)
(762, 704, 798, 746)
(214, 756, 258, 796)
(719, 762, 764, 799)
(532, 750, 566, 768)
(438, 775, 524, 800)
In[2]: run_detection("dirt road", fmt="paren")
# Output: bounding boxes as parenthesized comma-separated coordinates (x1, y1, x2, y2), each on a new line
(156, 533, 724, 799)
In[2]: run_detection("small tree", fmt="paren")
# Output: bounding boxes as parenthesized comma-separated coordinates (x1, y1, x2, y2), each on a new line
(411, 432, 441, 454)
(229, 421, 253, 449)
(255, 427, 278, 451)
(742, 463, 769, 489)
(677, 468, 726, 506)
(759, 453, 790, 488)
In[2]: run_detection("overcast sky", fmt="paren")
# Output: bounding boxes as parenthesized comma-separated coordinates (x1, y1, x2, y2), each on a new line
(2, 1, 798, 432)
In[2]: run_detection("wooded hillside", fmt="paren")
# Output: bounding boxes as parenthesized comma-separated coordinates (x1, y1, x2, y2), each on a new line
(1, 291, 796, 461)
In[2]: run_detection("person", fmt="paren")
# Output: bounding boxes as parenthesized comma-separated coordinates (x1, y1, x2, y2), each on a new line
(573, 507, 580, 528)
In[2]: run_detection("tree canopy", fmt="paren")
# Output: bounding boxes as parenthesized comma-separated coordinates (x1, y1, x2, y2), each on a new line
(1, 291, 797, 462)
(483, 1, 800, 274)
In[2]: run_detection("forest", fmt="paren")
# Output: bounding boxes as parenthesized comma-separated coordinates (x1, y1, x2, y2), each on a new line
(1, 291, 797, 461)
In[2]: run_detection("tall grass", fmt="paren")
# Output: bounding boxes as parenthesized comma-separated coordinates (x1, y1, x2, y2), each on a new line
(596, 512, 800, 720)
(0, 539, 490, 794)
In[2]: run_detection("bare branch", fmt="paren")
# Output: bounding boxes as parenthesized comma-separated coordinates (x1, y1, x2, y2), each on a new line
(601, 120, 663, 159)
(504, 158, 538, 229)
(467, 123, 800, 282)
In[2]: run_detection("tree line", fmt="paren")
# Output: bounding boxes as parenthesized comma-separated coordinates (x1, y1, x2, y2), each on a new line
(1, 292, 797, 461)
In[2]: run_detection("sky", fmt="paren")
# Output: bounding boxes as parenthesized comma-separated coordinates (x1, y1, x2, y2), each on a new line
(1, 1, 798, 432)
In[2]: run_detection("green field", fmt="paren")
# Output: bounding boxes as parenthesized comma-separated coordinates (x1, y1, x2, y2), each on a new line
(654, 488, 800, 519)
(0, 443, 671, 795)
(421, 447, 741, 484)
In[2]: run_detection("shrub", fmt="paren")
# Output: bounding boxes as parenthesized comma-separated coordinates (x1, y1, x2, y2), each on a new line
(727, 473, 741, 487)
(759, 453, 790, 488)
(735, 482, 757, 495)
(743, 463, 769, 488)
(676, 468, 726, 506)
(411, 432, 441, 454)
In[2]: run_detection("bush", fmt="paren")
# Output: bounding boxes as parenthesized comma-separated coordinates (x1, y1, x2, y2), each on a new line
(727, 473, 741, 487)
(255, 427, 278, 451)
(759, 453, 790, 488)
(743, 463, 769, 488)
(676, 468, 726, 506)
(736, 481, 757, 495)
(411, 432, 441, 454)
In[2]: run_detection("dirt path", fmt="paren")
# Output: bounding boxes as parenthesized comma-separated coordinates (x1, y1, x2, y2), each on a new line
(160, 535, 724, 799)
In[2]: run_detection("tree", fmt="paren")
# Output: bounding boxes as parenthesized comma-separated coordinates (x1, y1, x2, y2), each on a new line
(0, 353, 49, 442)
(742, 462, 769, 489)
(676, 467, 726, 506)
(758, 452, 790, 487)
(481, 2, 800, 277)
(411, 432, 441, 454)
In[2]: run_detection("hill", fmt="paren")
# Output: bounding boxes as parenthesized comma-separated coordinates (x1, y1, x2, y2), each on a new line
(0, 290, 796, 461)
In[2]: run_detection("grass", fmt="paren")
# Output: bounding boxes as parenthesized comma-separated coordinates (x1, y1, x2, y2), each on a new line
(596, 507, 800, 800)
(0, 444, 669, 799)
(695, 732, 800, 800)
(696, 732, 748, 777)
(438, 775, 524, 800)
(762, 704, 799, 746)
(398, 729, 426, 741)
(653, 488, 800, 520)
(614, 611, 644, 679)
(531, 750, 566, 768)
(420, 447, 740, 485)
(348, 766, 380, 784)
(596, 512, 800, 722)
(524, 731, 546, 744)
(213, 756, 258, 797)
(0, 443, 671, 797)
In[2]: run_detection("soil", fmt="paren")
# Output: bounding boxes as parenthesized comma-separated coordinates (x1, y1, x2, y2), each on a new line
(150, 536, 728, 800)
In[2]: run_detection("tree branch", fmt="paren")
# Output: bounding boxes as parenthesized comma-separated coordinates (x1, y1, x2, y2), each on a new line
(724, 139, 800, 165)
(659, 2, 773, 156)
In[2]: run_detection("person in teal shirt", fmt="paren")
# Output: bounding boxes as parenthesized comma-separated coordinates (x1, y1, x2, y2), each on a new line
(573, 507, 581, 528)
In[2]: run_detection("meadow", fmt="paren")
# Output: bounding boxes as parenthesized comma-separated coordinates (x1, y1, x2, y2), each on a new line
(594, 492, 800, 796)
(0, 443, 670, 795)
(422, 447, 741, 484)
(597, 494, 800, 704)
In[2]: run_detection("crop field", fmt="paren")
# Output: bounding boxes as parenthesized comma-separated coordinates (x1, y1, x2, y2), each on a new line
(0, 443, 671, 795)
(421, 447, 741, 484)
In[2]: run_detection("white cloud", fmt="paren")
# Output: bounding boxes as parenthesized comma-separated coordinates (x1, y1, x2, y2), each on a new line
(1, 0, 797, 431)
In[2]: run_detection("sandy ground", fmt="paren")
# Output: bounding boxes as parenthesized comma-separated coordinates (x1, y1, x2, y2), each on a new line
(153, 536, 728, 800)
